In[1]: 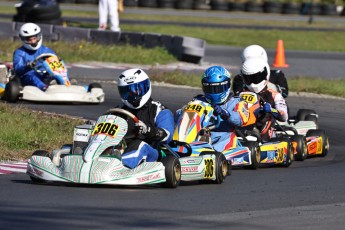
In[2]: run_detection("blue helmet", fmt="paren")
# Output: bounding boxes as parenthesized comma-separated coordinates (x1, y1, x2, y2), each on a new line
(201, 66, 232, 105)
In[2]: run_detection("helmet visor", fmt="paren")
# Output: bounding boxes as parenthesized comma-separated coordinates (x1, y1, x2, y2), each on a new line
(242, 66, 268, 85)
(118, 79, 150, 102)
(202, 79, 231, 94)
(20, 33, 42, 44)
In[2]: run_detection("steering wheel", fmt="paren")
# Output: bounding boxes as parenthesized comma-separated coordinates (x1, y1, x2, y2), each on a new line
(104, 108, 140, 139)
(33, 53, 59, 74)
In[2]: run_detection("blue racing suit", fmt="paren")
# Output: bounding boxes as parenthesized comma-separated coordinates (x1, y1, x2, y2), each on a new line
(120, 98, 174, 169)
(13, 45, 56, 90)
(176, 95, 249, 152)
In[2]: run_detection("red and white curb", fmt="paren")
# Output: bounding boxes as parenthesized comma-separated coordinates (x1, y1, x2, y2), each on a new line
(0, 161, 27, 175)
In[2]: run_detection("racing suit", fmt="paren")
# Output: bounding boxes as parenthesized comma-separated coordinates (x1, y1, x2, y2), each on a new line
(254, 87, 288, 141)
(13, 45, 56, 90)
(176, 95, 249, 153)
(98, 0, 120, 32)
(233, 69, 289, 98)
(119, 98, 174, 169)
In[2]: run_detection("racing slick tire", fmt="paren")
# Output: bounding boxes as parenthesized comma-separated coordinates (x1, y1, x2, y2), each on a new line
(296, 109, 317, 122)
(243, 141, 261, 169)
(3, 79, 21, 103)
(291, 135, 308, 161)
(306, 129, 329, 157)
(213, 152, 228, 184)
(88, 82, 102, 92)
(30, 150, 51, 183)
(161, 155, 181, 188)
(270, 137, 294, 167)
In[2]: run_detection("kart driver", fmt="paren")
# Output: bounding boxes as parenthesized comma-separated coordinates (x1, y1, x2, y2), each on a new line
(233, 44, 289, 98)
(13, 23, 57, 91)
(113, 68, 174, 169)
(240, 57, 288, 141)
(176, 66, 249, 153)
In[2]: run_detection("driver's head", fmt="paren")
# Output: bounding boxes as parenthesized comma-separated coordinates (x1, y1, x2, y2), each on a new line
(19, 23, 42, 51)
(117, 68, 152, 109)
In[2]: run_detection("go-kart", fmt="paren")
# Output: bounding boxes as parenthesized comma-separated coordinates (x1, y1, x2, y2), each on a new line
(27, 108, 181, 188)
(276, 108, 329, 158)
(239, 91, 295, 166)
(171, 99, 261, 171)
(2, 53, 105, 104)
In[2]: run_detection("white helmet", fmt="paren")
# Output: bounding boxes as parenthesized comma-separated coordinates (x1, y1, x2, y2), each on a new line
(19, 23, 42, 51)
(117, 68, 152, 109)
(241, 44, 268, 63)
(241, 57, 270, 93)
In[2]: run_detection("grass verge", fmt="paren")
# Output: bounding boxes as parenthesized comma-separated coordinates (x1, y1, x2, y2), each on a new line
(0, 104, 83, 161)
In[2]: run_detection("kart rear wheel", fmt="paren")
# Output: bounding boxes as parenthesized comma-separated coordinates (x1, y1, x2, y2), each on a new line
(243, 141, 261, 169)
(161, 155, 181, 188)
(306, 129, 329, 157)
(214, 152, 228, 184)
(88, 82, 102, 92)
(3, 79, 20, 103)
(291, 135, 308, 161)
(30, 150, 51, 184)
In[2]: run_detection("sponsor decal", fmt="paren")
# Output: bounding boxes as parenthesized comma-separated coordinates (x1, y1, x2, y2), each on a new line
(267, 151, 275, 161)
(182, 166, 198, 172)
(234, 157, 244, 164)
(136, 173, 161, 183)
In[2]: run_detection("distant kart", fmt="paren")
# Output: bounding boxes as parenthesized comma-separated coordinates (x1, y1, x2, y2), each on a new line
(2, 53, 104, 104)
(171, 99, 260, 171)
(239, 91, 295, 167)
(27, 108, 181, 188)
(276, 109, 329, 159)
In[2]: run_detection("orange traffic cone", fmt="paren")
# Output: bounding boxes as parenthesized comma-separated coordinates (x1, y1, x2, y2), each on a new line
(273, 40, 289, 68)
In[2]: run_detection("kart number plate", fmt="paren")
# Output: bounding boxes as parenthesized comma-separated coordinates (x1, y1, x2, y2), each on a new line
(184, 103, 205, 115)
(241, 93, 258, 105)
(92, 122, 118, 138)
(46, 56, 65, 71)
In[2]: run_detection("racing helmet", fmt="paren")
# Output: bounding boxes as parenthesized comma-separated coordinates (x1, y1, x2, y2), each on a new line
(19, 23, 42, 51)
(201, 66, 232, 105)
(241, 44, 268, 63)
(117, 68, 151, 109)
(241, 57, 270, 94)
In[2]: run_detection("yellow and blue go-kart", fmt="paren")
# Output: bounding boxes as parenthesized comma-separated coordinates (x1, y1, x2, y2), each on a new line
(171, 99, 261, 171)
(239, 91, 295, 167)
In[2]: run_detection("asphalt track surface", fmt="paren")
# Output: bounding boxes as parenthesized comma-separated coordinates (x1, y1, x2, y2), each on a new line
(1, 3, 345, 229)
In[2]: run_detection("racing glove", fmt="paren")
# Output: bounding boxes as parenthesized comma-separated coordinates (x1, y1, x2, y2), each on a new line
(26, 61, 36, 69)
(262, 103, 279, 118)
(135, 121, 166, 141)
(212, 104, 230, 120)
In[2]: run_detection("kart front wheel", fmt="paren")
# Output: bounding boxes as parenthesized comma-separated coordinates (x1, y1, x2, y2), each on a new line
(3, 79, 20, 103)
(306, 129, 329, 157)
(243, 141, 261, 169)
(284, 141, 294, 168)
(296, 109, 317, 122)
(291, 135, 308, 161)
(214, 152, 228, 184)
(161, 155, 181, 188)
